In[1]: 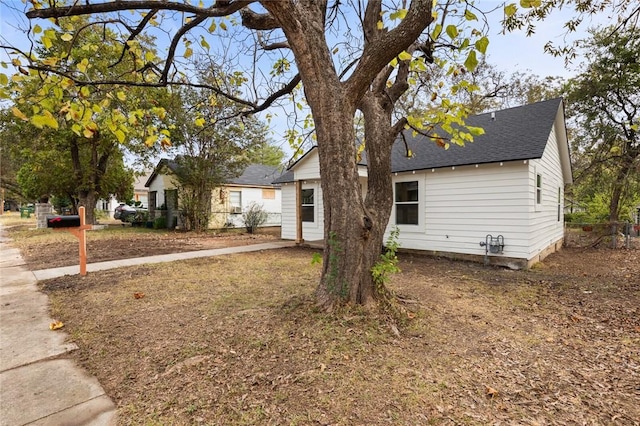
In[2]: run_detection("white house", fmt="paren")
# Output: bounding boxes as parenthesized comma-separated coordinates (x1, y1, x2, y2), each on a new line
(145, 161, 283, 230)
(275, 98, 572, 269)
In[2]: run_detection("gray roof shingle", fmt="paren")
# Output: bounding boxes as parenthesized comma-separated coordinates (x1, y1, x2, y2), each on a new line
(272, 98, 563, 182)
(392, 97, 563, 172)
(227, 164, 282, 186)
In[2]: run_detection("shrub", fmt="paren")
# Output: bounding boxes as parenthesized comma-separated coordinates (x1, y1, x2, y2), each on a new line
(153, 216, 167, 229)
(242, 202, 268, 234)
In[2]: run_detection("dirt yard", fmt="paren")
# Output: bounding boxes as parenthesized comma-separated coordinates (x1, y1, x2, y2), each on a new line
(3, 216, 639, 424)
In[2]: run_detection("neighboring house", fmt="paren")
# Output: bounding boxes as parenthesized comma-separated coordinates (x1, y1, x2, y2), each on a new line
(96, 172, 151, 218)
(145, 160, 283, 229)
(275, 98, 572, 269)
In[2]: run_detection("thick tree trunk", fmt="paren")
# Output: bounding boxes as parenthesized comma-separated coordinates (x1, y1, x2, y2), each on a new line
(77, 190, 97, 225)
(261, 1, 432, 310)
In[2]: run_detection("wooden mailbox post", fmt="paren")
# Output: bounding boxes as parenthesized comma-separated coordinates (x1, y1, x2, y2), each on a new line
(46, 206, 92, 276)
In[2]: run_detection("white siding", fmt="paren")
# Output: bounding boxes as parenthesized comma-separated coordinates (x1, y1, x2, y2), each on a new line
(280, 181, 324, 241)
(295, 151, 321, 180)
(527, 124, 565, 258)
(223, 186, 282, 228)
(385, 162, 532, 259)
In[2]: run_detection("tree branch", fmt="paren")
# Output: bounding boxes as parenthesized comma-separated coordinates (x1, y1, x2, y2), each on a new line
(345, 0, 433, 102)
(26, 0, 254, 19)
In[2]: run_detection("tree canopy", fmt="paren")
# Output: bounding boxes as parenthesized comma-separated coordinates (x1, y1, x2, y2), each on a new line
(564, 25, 640, 223)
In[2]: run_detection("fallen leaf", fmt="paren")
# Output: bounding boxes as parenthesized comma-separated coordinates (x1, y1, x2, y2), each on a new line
(133, 292, 145, 299)
(485, 385, 499, 398)
(49, 321, 64, 330)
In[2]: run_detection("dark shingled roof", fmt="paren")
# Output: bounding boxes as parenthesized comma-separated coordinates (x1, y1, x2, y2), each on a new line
(273, 98, 563, 183)
(146, 160, 283, 187)
(227, 164, 282, 186)
(391, 97, 563, 172)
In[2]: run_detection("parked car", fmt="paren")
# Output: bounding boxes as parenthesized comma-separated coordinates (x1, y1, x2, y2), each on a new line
(114, 203, 136, 221)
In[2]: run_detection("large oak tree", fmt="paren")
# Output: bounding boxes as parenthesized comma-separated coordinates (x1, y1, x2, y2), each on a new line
(3, 0, 637, 310)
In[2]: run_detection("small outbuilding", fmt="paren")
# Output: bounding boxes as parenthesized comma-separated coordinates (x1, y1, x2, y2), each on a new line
(275, 98, 572, 269)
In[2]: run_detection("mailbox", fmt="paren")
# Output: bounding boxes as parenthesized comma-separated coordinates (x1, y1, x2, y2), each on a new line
(46, 215, 81, 228)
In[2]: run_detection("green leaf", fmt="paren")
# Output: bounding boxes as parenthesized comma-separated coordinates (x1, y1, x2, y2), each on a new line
(390, 9, 408, 20)
(42, 35, 52, 49)
(464, 10, 478, 21)
(77, 58, 89, 73)
(0, 73, 7, 86)
(464, 50, 478, 72)
(431, 23, 442, 40)
(114, 129, 125, 143)
(504, 3, 517, 16)
(446, 25, 459, 40)
(519, 0, 541, 8)
(200, 37, 210, 50)
(475, 36, 489, 54)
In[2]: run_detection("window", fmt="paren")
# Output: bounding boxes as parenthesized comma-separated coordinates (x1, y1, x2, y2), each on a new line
(301, 188, 314, 222)
(536, 174, 542, 205)
(262, 188, 276, 199)
(395, 181, 419, 225)
(557, 187, 562, 222)
(230, 191, 242, 214)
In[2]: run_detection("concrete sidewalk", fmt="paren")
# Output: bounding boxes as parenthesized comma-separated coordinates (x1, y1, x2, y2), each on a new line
(0, 230, 117, 426)
(32, 240, 296, 280)
(0, 226, 295, 425)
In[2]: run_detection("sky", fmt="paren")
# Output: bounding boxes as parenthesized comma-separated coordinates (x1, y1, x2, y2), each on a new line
(0, 1, 616, 163)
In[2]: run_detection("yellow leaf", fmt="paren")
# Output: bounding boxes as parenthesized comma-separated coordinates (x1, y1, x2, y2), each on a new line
(42, 35, 52, 49)
(208, 21, 217, 32)
(77, 58, 88, 73)
(144, 135, 158, 146)
(49, 321, 64, 330)
(184, 47, 193, 58)
(195, 117, 205, 127)
(200, 37, 210, 50)
(31, 112, 59, 130)
(114, 129, 125, 143)
(117, 91, 126, 101)
(144, 51, 155, 62)
(60, 33, 73, 42)
(83, 128, 95, 138)
(11, 107, 28, 121)
(398, 51, 412, 61)
(220, 22, 227, 31)
(377, 20, 384, 30)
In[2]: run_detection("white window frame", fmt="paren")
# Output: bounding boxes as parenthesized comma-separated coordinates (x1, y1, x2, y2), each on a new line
(393, 177, 423, 232)
(229, 191, 242, 214)
(301, 187, 315, 223)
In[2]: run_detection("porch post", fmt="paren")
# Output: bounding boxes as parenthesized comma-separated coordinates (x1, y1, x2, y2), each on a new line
(295, 180, 303, 244)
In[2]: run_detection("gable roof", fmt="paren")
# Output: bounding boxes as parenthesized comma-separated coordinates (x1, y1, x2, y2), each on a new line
(226, 164, 282, 187)
(275, 98, 567, 183)
(392, 97, 564, 172)
(146, 160, 283, 188)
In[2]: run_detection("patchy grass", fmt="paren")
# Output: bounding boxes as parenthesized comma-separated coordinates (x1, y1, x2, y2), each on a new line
(1, 214, 279, 270)
(40, 247, 640, 425)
